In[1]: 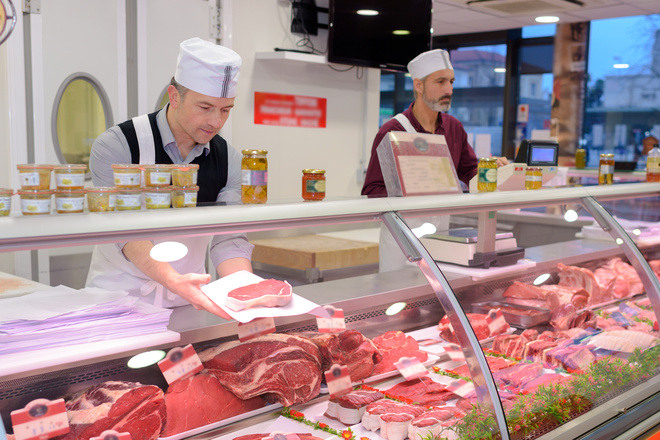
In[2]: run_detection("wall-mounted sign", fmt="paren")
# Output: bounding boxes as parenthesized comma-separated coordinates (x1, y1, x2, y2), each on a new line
(254, 92, 326, 128)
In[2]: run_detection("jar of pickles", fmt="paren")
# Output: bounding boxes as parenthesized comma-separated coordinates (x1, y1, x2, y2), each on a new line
(53, 164, 87, 189)
(241, 150, 268, 204)
(302, 169, 326, 201)
(477, 157, 498, 192)
(598, 153, 614, 185)
(575, 149, 586, 169)
(525, 167, 543, 190)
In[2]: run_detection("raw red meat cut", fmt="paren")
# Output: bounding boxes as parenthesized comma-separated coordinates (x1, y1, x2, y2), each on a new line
(558, 263, 614, 306)
(199, 333, 323, 406)
(324, 389, 384, 425)
(451, 356, 516, 378)
(438, 313, 508, 343)
(602, 258, 644, 295)
(296, 330, 382, 381)
(233, 434, 325, 440)
(161, 370, 265, 436)
(384, 376, 456, 407)
(371, 331, 428, 375)
(521, 373, 571, 393)
(361, 400, 425, 432)
(544, 344, 596, 371)
(523, 340, 558, 363)
(493, 362, 544, 389)
(503, 282, 589, 310)
(225, 279, 293, 311)
(55, 381, 165, 440)
(408, 407, 465, 440)
(492, 330, 539, 359)
(379, 412, 416, 440)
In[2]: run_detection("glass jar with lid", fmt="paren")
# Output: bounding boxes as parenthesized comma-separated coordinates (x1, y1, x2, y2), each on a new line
(241, 150, 268, 204)
(302, 169, 326, 201)
(525, 167, 543, 190)
(477, 157, 498, 192)
(598, 153, 614, 185)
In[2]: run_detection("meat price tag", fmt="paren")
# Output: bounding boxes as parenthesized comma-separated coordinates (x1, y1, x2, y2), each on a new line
(158, 344, 204, 385)
(90, 430, 132, 440)
(446, 380, 474, 398)
(316, 306, 346, 332)
(394, 356, 429, 380)
(324, 364, 352, 398)
(263, 432, 301, 440)
(11, 398, 69, 440)
(238, 317, 276, 342)
(486, 309, 508, 335)
(445, 344, 465, 362)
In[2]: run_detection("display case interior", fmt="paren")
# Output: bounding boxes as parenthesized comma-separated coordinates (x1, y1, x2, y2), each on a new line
(0, 184, 659, 440)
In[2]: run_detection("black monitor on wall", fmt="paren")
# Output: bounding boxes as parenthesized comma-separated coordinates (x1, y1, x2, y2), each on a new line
(327, 0, 433, 72)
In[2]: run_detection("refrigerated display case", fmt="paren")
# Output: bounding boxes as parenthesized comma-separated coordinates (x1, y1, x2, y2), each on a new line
(0, 182, 659, 440)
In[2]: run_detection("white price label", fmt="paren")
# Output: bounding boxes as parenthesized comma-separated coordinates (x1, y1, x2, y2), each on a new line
(445, 344, 465, 362)
(11, 398, 69, 440)
(158, 345, 204, 385)
(90, 430, 132, 440)
(446, 380, 475, 398)
(238, 317, 276, 342)
(316, 306, 346, 332)
(394, 356, 428, 380)
(324, 364, 352, 398)
(486, 309, 508, 335)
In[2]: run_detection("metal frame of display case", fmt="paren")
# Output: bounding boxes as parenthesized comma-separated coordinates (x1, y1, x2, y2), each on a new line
(1, 183, 660, 439)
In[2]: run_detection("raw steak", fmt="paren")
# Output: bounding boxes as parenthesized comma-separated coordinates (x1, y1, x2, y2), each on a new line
(384, 376, 456, 407)
(55, 381, 165, 440)
(503, 281, 589, 310)
(324, 389, 384, 425)
(451, 356, 516, 378)
(523, 339, 558, 363)
(492, 330, 538, 359)
(438, 313, 507, 343)
(199, 333, 323, 406)
(603, 258, 644, 295)
(161, 370, 265, 436)
(296, 330, 382, 381)
(522, 373, 571, 393)
(225, 279, 293, 311)
(380, 412, 416, 440)
(550, 304, 597, 331)
(408, 407, 465, 440)
(371, 331, 428, 375)
(544, 344, 596, 371)
(493, 362, 544, 389)
(361, 400, 425, 432)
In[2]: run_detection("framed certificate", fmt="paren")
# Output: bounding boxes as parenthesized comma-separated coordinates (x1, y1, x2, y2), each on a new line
(376, 131, 462, 196)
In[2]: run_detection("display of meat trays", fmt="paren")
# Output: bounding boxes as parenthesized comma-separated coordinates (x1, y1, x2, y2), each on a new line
(471, 301, 550, 328)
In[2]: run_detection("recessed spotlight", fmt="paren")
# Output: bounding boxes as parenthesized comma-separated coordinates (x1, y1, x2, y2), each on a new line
(535, 16, 559, 23)
(127, 350, 166, 369)
(357, 9, 378, 16)
(393, 30, 411, 36)
(386, 302, 407, 316)
(613, 63, 629, 69)
(494, 67, 506, 73)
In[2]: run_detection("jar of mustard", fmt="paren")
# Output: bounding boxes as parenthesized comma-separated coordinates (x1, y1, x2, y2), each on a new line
(525, 167, 543, 190)
(477, 157, 498, 192)
(241, 150, 268, 204)
(598, 153, 614, 185)
(17, 164, 53, 190)
(302, 169, 326, 201)
(53, 164, 87, 189)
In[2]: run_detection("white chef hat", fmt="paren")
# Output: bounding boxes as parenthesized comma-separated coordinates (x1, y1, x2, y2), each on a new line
(174, 37, 242, 98)
(407, 49, 453, 80)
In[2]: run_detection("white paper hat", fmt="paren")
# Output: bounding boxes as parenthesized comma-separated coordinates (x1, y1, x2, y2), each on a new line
(174, 37, 242, 98)
(407, 49, 453, 80)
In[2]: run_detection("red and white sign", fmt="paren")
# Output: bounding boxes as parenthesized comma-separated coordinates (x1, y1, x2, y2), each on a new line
(486, 309, 509, 335)
(238, 317, 276, 342)
(254, 92, 327, 128)
(517, 104, 529, 123)
(445, 344, 465, 362)
(11, 398, 69, 440)
(158, 345, 204, 385)
(324, 364, 352, 398)
(317, 306, 346, 332)
(90, 430, 132, 440)
(394, 356, 428, 380)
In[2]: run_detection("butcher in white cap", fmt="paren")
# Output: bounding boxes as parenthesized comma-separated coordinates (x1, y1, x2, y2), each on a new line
(87, 38, 253, 319)
(362, 49, 508, 271)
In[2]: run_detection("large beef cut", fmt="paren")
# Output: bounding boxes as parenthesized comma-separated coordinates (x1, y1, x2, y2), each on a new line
(199, 333, 323, 406)
(371, 331, 428, 376)
(324, 389, 384, 425)
(55, 381, 165, 440)
(451, 355, 517, 378)
(493, 362, 544, 389)
(438, 313, 508, 344)
(361, 399, 426, 432)
(558, 263, 614, 306)
(161, 370, 265, 436)
(225, 279, 293, 311)
(503, 281, 589, 310)
(544, 343, 596, 371)
(384, 376, 456, 407)
(408, 406, 466, 440)
(295, 330, 382, 381)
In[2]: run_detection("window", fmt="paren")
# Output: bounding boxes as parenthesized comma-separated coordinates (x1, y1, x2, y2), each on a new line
(52, 74, 112, 169)
(583, 14, 660, 168)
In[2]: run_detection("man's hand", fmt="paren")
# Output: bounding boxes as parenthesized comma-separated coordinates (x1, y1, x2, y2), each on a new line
(496, 156, 509, 168)
(165, 272, 232, 319)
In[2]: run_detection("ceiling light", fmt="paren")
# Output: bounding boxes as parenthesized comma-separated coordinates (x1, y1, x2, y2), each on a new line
(386, 302, 407, 316)
(393, 30, 411, 36)
(613, 63, 629, 69)
(494, 67, 506, 73)
(535, 16, 559, 23)
(127, 350, 166, 369)
(357, 9, 378, 16)
(533, 273, 551, 285)
(150, 241, 188, 262)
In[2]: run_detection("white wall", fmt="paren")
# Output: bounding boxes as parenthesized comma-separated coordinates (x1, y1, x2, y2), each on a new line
(230, 0, 381, 200)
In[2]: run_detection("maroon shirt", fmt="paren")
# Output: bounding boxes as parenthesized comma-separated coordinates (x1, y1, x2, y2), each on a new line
(361, 103, 478, 197)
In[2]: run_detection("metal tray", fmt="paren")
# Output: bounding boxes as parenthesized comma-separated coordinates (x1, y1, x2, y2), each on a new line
(471, 301, 550, 328)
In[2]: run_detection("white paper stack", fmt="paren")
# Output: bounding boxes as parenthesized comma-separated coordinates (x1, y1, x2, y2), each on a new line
(0, 286, 172, 355)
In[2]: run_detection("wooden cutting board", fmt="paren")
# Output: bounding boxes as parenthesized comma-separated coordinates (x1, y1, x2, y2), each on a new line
(251, 234, 378, 271)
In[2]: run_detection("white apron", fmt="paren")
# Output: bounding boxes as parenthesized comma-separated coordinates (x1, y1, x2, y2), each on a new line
(86, 115, 211, 308)
(378, 114, 450, 272)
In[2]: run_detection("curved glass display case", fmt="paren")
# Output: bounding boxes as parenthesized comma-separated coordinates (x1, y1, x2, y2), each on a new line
(0, 183, 659, 440)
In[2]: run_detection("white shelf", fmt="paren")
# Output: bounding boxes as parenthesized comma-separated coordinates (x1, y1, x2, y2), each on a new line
(255, 51, 327, 64)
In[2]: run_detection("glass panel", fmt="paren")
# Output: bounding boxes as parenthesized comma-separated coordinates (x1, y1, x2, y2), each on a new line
(583, 14, 660, 168)
(519, 72, 553, 138)
(378, 71, 414, 127)
(449, 44, 507, 156)
(55, 78, 107, 168)
(522, 24, 557, 39)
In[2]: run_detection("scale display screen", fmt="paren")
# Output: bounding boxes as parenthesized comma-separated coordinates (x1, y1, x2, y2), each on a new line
(514, 140, 559, 166)
(530, 146, 557, 165)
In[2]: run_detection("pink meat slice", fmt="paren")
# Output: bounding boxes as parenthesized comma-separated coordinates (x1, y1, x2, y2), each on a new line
(371, 330, 428, 375)
(225, 279, 293, 311)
